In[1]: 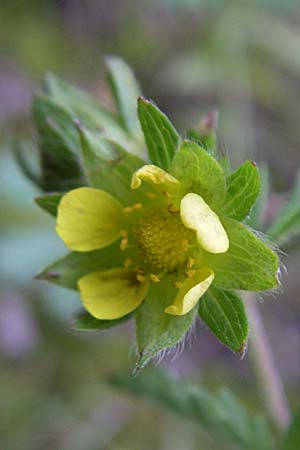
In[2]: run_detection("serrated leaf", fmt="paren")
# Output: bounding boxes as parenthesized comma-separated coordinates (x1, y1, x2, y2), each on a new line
(35, 241, 124, 289)
(135, 277, 196, 372)
(77, 125, 145, 205)
(205, 217, 279, 291)
(35, 192, 63, 217)
(43, 73, 140, 154)
(72, 310, 132, 331)
(170, 140, 226, 210)
(246, 164, 269, 229)
(220, 161, 261, 221)
(33, 95, 85, 191)
(111, 370, 274, 450)
(268, 175, 300, 245)
(199, 286, 248, 352)
(137, 97, 180, 170)
(105, 56, 143, 141)
(282, 412, 300, 450)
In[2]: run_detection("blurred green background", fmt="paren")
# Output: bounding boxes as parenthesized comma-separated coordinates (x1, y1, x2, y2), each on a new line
(1, 1, 299, 449)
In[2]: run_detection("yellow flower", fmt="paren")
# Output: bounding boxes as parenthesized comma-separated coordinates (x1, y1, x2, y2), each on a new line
(56, 165, 229, 320)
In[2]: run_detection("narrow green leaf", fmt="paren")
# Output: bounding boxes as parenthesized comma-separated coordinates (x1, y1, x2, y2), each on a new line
(35, 241, 124, 290)
(33, 95, 85, 191)
(205, 217, 279, 291)
(282, 412, 300, 450)
(246, 164, 269, 229)
(35, 192, 63, 217)
(268, 175, 300, 245)
(77, 125, 145, 205)
(137, 97, 180, 170)
(220, 161, 261, 221)
(111, 370, 274, 450)
(105, 56, 143, 141)
(43, 73, 140, 154)
(171, 140, 226, 210)
(199, 286, 248, 352)
(72, 310, 132, 331)
(135, 276, 196, 372)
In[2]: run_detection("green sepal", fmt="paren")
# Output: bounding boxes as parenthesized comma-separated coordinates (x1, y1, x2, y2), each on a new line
(205, 217, 279, 291)
(246, 164, 269, 229)
(268, 174, 300, 245)
(43, 73, 138, 154)
(170, 140, 226, 210)
(33, 95, 85, 191)
(220, 161, 261, 221)
(199, 286, 248, 352)
(35, 241, 124, 290)
(77, 125, 145, 205)
(137, 97, 180, 171)
(135, 276, 196, 372)
(72, 310, 132, 331)
(105, 56, 143, 141)
(35, 192, 63, 217)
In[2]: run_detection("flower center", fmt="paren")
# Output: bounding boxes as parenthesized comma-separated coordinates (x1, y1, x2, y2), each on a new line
(134, 208, 194, 272)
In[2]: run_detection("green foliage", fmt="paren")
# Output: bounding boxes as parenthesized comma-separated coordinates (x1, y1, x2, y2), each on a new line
(73, 310, 132, 331)
(170, 140, 226, 209)
(137, 97, 180, 170)
(246, 164, 270, 229)
(268, 175, 300, 246)
(36, 241, 124, 290)
(199, 286, 248, 352)
(105, 56, 143, 141)
(282, 412, 300, 450)
(111, 369, 275, 450)
(135, 277, 196, 372)
(221, 161, 261, 221)
(35, 192, 63, 216)
(206, 217, 279, 291)
(77, 125, 145, 205)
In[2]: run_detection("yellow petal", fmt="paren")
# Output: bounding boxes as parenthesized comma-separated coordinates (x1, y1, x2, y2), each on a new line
(56, 187, 124, 251)
(131, 165, 180, 192)
(78, 268, 149, 319)
(180, 193, 229, 254)
(165, 268, 214, 316)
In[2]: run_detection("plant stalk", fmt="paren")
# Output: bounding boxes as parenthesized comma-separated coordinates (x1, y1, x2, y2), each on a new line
(245, 293, 291, 432)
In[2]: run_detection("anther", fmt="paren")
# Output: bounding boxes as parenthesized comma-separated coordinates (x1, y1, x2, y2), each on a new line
(185, 269, 196, 278)
(186, 258, 195, 269)
(163, 191, 172, 199)
(136, 274, 146, 283)
(124, 206, 134, 214)
(120, 230, 128, 238)
(174, 281, 184, 289)
(146, 192, 156, 199)
(133, 203, 143, 210)
(135, 266, 144, 274)
(181, 239, 190, 250)
(150, 274, 160, 283)
(120, 238, 129, 250)
(124, 258, 132, 268)
(167, 204, 180, 214)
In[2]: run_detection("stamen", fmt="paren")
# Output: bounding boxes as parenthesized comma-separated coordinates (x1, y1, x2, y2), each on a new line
(124, 258, 132, 268)
(181, 239, 190, 250)
(174, 281, 184, 289)
(150, 274, 160, 283)
(135, 266, 144, 274)
(146, 192, 156, 199)
(136, 274, 146, 283)
(133, 203, 143, 210)
(167, 204, 180, 214)
(185, 269, 196, 278)
(120, 230, 128, 238)
(186, 258, 195, 269)
(120, 238, 129, 250)
(124, 206, 134, 214)
(163, 191, 171, 199)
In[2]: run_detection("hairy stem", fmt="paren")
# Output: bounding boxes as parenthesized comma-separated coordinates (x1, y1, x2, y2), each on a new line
(245, 293, 291, 431)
